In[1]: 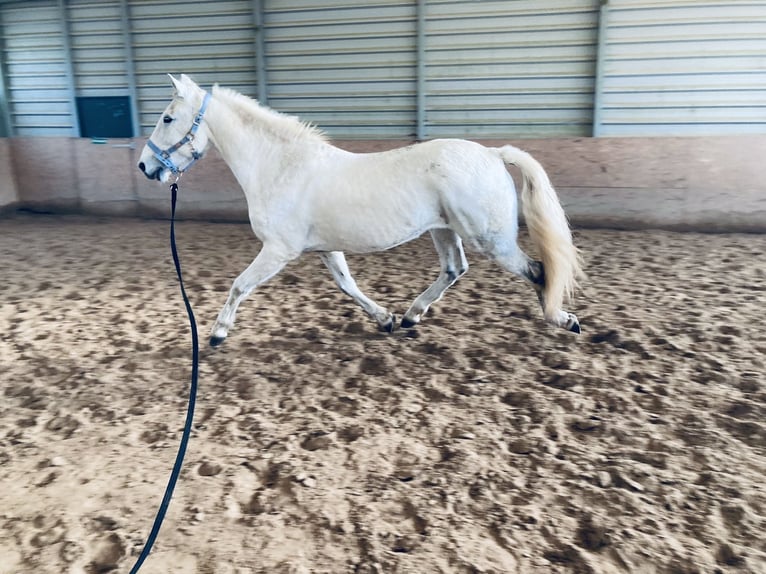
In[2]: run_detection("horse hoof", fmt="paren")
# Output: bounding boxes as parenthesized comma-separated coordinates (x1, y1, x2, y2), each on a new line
(400, 316, 418, 329)
(209, 335, 226, 347)
(569, 321, 581, 335)
(380, 315, 397, 333)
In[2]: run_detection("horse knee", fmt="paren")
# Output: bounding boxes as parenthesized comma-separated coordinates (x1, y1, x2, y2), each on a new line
(229, 283, 245, 300)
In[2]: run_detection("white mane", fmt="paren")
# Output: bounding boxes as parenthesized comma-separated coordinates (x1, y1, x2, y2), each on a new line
(212, 85, 327, 144)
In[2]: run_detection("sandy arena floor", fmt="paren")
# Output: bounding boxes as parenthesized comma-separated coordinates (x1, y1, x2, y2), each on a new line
(0, 215, 765, 574)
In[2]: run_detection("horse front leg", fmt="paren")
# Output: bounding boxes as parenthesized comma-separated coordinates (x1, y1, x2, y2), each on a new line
(210, 245, 292, 346)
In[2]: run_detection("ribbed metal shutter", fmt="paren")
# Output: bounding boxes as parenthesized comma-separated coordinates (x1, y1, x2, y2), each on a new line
(264, 0, 417, 138)
(425, 0, 600, 139)
(597, 0, 766, 136)
(0, 0, 74, 136)
(128, 0, 259, 135)
(68, 0, 128, 98)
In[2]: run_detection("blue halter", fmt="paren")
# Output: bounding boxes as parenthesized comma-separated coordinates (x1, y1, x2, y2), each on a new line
(147, 91, 211, 176)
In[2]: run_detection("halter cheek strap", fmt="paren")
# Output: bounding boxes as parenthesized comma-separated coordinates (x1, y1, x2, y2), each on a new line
(148, 91, 211, 175)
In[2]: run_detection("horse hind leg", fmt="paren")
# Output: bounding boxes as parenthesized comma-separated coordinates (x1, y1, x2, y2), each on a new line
(401, 228, 468, 329)
(320, 251, 396, 332)
(491, 245, 580, 334)
(525, 259, 580, 333)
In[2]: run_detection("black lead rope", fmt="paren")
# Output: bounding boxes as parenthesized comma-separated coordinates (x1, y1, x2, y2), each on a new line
(129, 181, 199, 573)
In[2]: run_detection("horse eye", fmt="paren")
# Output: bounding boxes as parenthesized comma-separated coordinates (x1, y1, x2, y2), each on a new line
(163, 115, 173, 124)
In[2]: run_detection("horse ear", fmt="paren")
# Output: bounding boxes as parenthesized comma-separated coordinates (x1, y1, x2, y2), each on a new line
(169, 74, 185, 98)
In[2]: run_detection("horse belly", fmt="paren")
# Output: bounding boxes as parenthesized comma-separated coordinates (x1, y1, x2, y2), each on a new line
(307, 180, 444, 253)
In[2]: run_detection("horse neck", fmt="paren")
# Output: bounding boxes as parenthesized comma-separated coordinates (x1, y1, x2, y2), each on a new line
(205, 90, 329, 191)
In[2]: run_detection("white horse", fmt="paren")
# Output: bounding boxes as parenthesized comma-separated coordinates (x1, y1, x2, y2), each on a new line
(139, 75, 584, 347)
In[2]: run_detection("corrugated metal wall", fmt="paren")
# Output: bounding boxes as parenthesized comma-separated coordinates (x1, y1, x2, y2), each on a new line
(597, 0, 766, 136)
(264, 0, 417, 138)
(1, 0, 73, 136)
(68, 0, 128, 98)
(0, 0, 763, 138)
(128, 0, 258, 134)
(425, 0, 600, 138)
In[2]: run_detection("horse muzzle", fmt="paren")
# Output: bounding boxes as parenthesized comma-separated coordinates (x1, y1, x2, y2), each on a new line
(138, 161, 163, 181)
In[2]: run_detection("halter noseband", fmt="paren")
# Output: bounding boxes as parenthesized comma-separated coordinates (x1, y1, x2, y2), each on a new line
(147, 91, 211, 176)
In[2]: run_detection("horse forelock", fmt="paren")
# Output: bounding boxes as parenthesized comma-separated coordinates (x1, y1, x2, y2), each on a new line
(211, 85, 327, 144)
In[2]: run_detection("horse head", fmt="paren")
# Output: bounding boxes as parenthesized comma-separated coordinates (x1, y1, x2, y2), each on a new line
(138, 74, 212, 183)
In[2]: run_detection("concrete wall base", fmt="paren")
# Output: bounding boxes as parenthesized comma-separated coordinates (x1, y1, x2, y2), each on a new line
(3, 135, 765, 232)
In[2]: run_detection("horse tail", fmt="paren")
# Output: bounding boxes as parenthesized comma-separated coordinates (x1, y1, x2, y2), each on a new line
(495, 145, 583, 320)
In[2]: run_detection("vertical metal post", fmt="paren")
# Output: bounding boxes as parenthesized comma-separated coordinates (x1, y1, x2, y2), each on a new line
(0, 10, 13, 136)
(58, 0, 80, 136)
(592, 0, 609, 137)
(253, 0, 268, 104)
(119, 0, 141, 137)
(415, 0, 426, 140)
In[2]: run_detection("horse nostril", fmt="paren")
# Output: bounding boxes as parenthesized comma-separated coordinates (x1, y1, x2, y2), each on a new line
(138, 162, 146, 173)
